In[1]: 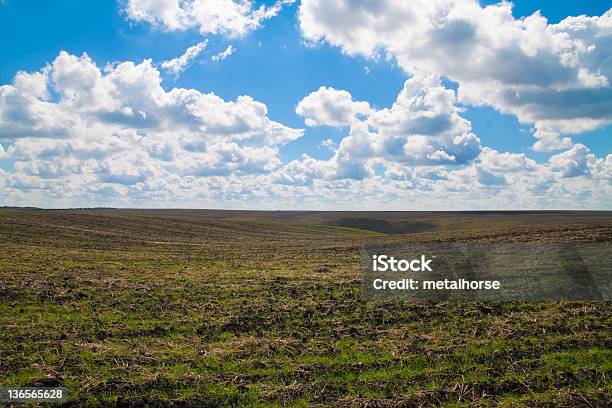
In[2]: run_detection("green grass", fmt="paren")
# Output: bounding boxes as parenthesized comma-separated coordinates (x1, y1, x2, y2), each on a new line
(0, 209, 610, 406)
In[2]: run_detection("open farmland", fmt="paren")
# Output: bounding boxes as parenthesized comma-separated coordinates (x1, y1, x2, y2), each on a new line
(0, 209, 611, 407)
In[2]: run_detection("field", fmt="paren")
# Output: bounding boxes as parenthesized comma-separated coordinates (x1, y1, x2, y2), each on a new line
(0, 209, 611, 407)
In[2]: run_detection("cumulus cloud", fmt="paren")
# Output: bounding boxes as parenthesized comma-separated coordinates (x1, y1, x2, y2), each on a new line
(273, 154, 327, 186)
(319, 138, 336, 151)
(478, 148, 537, 173)
(211, 45, 235, 62)
(549, 143, 596, 177)
(290, 75, 482, 183)
(475, 167, 507, 186)
(0, 51, 303, 200)
(268, 76, 611, 209)
(532, 128, 574, 153)
(264, 145, 610, 210)
(299, 1, 612, 151)
(161, 40, 208, 76)
(1, 7, 610, 209)
(125, 0, 294, 38)
(370, 75, 481, 165)
(296, 86, 373, 126)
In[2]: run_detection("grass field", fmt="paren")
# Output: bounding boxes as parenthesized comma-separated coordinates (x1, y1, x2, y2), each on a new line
(0, 209, 611, 407)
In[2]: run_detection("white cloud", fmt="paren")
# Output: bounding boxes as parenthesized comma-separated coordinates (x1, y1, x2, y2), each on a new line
(264, 152, 611, 209)
(0, 51, 303, 199)
(369, 75, 480, 165)
(549, 143, 596, 177)
(296, 86, 373, 127)
(299, 1, 612, 151)
(319, 138, 336, 151)
(478, 148, 537, 173)
(161, 40, 208, 76)
(285, 75, 482, 183)
(532, 128, 574, 152)
(265, 76, 611, 209)
(475, 167, 507, 187)
(211, 45, 235, 62)
(1, 46, 610, 208)
(273, 154, 327, 186)
(353, 75, 480, 165)
(125, 0, 294, 38)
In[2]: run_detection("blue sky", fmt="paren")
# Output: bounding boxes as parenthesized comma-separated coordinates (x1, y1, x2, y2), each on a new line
(0, 1, 610, 209)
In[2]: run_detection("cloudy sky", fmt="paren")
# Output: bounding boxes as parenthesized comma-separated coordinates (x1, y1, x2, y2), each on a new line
(0, 0, 610, 209)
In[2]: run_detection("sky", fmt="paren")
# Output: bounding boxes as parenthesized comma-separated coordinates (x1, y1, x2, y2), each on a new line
(0, 0, 610, 209)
